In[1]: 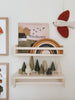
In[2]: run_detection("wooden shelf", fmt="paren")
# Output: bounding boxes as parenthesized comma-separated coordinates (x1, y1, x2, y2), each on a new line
(14, 45, 64, 56)
(12, 73, 65, 87)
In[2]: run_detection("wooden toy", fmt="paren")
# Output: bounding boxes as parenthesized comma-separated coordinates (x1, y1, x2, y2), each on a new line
(42, 60, 48, 74)
(22, 62, 26, 73)
(40, 64, 44, 74)
(35, 60, 40, 72)
(30, 56, 34, 70)
(47, 68, 52, 75)
(18, 69, 23, 74)
(25, 65, 31, 76)
(56, 62, 62, 75)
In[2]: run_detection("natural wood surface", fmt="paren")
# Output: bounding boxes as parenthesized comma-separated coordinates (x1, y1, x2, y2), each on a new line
(13, 72, 65, 87)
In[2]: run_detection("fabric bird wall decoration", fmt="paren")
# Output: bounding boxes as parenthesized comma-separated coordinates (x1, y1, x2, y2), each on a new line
(53, 10, 75, 38)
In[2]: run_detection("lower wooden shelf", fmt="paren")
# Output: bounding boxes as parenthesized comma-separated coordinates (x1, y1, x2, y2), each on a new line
(12, 73, 65, 87)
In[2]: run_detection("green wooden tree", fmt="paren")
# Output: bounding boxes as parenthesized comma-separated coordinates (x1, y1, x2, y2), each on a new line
(30, 56, 34, 70)
(40, 64, 44, 74)
(0, 86, 3, 95)
(35, 60, 40, 72)
(50, 62, 56, 71)
(22, 62, 26, 72)
(47, 68, 52, 75)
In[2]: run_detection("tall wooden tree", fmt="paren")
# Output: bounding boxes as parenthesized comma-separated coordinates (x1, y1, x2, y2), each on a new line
(42, 60, 48, 74)
(50, 62, 56, 71)
(35, 60, 40, 72)
(40, 64, 44, 74)
(30, 56, 34, 70)
(22, 62, 26, 72)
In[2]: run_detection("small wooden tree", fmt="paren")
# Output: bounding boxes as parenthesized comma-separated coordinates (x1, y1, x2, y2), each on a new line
(40, 64, 44, 74)
(30, 56, 34, 70)
(0, 86, 3, 95)
(35, 60, 40, 72)
(47, 68, 52, 75)
(56, 61, 62, 75)
(42, 60, 48, 74)
(22, 62, 26, 73)
(50, 62, 56, 71)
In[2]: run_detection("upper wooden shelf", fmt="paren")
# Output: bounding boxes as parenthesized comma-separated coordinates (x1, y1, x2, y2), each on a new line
(14, 45, 64, 57)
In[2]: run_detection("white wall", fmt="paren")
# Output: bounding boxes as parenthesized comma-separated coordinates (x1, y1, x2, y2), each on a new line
(0, 0, 75, 100)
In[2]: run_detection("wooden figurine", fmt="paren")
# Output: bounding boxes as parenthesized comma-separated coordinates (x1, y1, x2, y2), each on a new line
(25, 65, 31, 76)
(42, 60, 48, 74)
(35, 60, 40, 72)
(47, 68, 52, 75)
(18, 69, 23, 74)
(30, 56, 34, 71)
(56, 62, 62, 75)
(50, 62, 56, 74)
(22, 62, 26, 73)
(40, 64, 44, 75)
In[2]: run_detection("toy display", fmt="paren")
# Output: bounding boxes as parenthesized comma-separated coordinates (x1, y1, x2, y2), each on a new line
(18, 59, 61, 76)
(53, 10, 75, 38)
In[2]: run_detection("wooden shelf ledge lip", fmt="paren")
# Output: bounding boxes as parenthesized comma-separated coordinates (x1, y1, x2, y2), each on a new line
(15, 46, 64, 50)
(15, 54, 63, 56)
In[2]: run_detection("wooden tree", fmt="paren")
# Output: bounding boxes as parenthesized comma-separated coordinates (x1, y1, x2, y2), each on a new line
(35, 60, 40, 72)
(47, 68, 52, 75)
(30, 56, 34, 70)
(22, 62, 26, 72)
(25, 65, 31, 76)
(40, 64, 44, 74)
(50, 62, 56, 71)
(56, 61, 62, 75)
(42, 60, 48, 74)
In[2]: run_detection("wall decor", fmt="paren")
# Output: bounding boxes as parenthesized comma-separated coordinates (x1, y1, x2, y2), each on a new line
(0, 18, 9, 55)
(18, 23, 49, 48)
(0, 63, 9, 100)
(30, 38, 62, 54)
(18, 23, 49, 41)
(53, 10, 75, 38)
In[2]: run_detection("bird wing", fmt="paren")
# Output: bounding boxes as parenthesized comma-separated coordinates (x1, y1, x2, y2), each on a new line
(58, 10, 70, 21)
(57, 26, 69, 38)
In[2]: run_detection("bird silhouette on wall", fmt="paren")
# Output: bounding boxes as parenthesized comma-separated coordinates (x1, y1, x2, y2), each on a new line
(53, 10, 75, 38)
